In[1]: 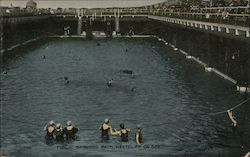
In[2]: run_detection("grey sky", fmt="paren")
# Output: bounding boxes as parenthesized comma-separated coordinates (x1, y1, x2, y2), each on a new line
(0, 0, 166, 8)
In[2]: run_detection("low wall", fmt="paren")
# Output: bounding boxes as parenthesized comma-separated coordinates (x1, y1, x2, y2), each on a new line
(152, 20, 249, 84)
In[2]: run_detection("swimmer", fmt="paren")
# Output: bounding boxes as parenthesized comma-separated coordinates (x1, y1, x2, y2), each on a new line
(122, 70, 133, 74)
(64, 121, 78, 140)
(97, 42, 101, 46)
(99, 118, 117, 140)
(115, 123, 131, 142)
(227, 110, 245, 148)
(64, 77, 69, 84)
(227, 110, 237, 127)
(54, 123, 65, 142)
(131, 87, 136, 92)
(135, 125, 142, 145)
(43, 55, 46, 59)
(2, 71, 7, 74)
(44, 120, 56, 140)
(107, 79, 113, 87)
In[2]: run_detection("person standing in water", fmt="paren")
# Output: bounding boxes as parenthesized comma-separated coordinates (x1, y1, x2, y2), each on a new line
(44, 120, 56, 139)
(227, 110, 246, 149)
(116, 123, 131, 142)
(54, 123, 65, 142)
(99, 118, 116, 140)
(64, 121, 78, 140)
(135, 125, 142, 145)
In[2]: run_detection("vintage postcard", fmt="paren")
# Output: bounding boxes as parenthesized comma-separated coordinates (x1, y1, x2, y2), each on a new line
(0, 0, 250, 156)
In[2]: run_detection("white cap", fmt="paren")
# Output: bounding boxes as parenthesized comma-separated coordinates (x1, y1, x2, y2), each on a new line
(56, 123, 61, 128)
(104, 118, 109, 123)
(67, 121, 72, 126)
(49, 120, 55, 125)
(137, 124, 142, 129)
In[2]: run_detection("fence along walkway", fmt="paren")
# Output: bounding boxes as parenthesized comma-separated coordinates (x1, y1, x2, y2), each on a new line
(148, 15, 250, 38)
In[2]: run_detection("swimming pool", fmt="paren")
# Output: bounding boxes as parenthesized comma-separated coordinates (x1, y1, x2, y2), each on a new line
(0, 37, 249, 157)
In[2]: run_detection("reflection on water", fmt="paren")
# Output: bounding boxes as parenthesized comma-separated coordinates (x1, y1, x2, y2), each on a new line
(0, 38, 249, 157)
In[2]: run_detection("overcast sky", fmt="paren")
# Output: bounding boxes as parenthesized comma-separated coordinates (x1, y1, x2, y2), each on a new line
(0, 0, 166, 8)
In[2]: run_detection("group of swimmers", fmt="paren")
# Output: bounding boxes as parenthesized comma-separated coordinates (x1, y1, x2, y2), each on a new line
(99, 118, 142, 145)
(44, 118, 142, 145)
(44, 120, 78, 142)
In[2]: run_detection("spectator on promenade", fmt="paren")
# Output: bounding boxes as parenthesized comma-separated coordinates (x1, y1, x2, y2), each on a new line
(222, 10, 229, 19)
